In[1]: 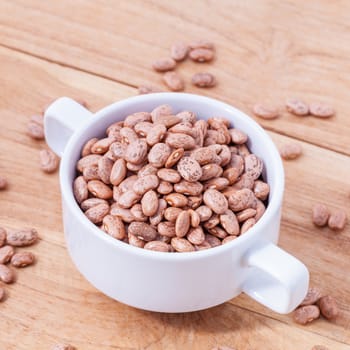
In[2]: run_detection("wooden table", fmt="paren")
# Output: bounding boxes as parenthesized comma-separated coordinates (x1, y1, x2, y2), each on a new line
(0, 1, 349, 349)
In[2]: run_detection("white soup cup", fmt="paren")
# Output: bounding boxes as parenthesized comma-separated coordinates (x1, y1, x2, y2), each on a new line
(44, 93, 309, 313)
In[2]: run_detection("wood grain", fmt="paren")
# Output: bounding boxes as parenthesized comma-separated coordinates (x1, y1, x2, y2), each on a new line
(0, 44, 349, 349)
(0, 0, 350, 154)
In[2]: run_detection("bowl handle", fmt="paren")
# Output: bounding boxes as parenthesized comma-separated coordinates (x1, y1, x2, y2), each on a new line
(242, 241, 309, 314)
(44, 97, 93, 156)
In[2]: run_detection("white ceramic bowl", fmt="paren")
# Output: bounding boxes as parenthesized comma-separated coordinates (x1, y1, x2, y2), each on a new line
(45, 93, 309, 313)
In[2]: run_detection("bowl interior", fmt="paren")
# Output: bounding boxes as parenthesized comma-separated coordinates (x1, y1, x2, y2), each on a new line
(61, 93, 284, 256)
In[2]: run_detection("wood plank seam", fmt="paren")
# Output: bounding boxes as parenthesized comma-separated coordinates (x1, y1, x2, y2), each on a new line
(1, 43, 347, 159)
(0, 42, 137, 89)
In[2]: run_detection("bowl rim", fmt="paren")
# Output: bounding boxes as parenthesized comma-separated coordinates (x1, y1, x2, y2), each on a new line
(60, 92, 285, 261)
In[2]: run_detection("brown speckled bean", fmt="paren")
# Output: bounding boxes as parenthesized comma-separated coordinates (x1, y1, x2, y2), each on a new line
(82, 165, 100, 181)
(73, 176, 88, 204)
(141, 190, 159, 216)
(309, 102, 334, 118)
(194, 240, 212, 251)
(133, 175, 159, 195)
(166, 133, 196, 150)
(189, 48, 214, 62)
(220, 210, 240, 235)
(110, 205, 135, 223)
(164, 207, 183, 222)
(80, 198, 108, 211)
(236, 208, 257, 223)
(208, 226, 227, 239)
(81, 138, 99, 157)
(174, 180, 203, 196)
(109, 159, 127, 186)
(165, 148, 185, 169)
(144, 241, 169, 252)
(286, 98, 309, 116)
(318, 295, 339, 320)
(203, 189, 228, 214)
(205, 234, 221, 248)
(77, 154, 102, 172)
(102, 215, 126, 240)
(98, 156, 113, 184)
(146, 124, 167, 146)
(151, 104, 173, 123)
(280, 143, 302, 160)
(188, 209, 200, 228)
(165, 193, 188, 208)
(228, 189, 256, 212)
(157, 114, 181, 128)
(300, 287, 323, 306)
(152, 57, 176, 72)
(124, 139, 148, 164)
(229, 129, 248, 144)
(0, 264, 15, 283)
(85, 203, 110, 223)
(128, 222, 157, 242)
(192, 72, 216, 88)
(148, 143, 172, 168)
(312, 204, 330, 227)
(109, 142, 127, 159)
(177, 157, 203, 182)
(328, 209, 347, 231)
(187, 227, 205, 245)
(11, 251, 35, 268)
(195, 206, 212, 222)
(170, 42, 189, 61)
(158, 221, 176, 238)
(124, 112, 151, 128)
(88, 180, 113, 199)
(244, 154, 263, 180)
(200, 163, 223, 181)
(39, 149, 59, 173)
(91, 137, 115, 154)
(163, 71, 185, 91)
(253, 104, 279, 120)
(175, 210, 191, 238)
(157, 181, 173, 195)
(204, 177, 229, 191)
(139, 164, 158, 177)
(0, 245, 14, 264)
(157, 168, 181, 183)
(128, 233, 145, 248)
(120, 127, 138, 145)
(240, 218, 256, 234)
(118, 190, 141, 209)
(293, 305, 320, 325)
(187, 195, 203, 209)
(255, 200, 266, 221)
(27, 116, 45, 140)
(171, 237, 195, 252)
(203, 216, 220, 231)
(6, 228, 38, 247)
(130, 204, 148, 222)
(253, 180, 270, 201)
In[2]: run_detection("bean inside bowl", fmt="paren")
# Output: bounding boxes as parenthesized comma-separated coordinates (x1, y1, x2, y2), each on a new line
(73, 104, 269, 253)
